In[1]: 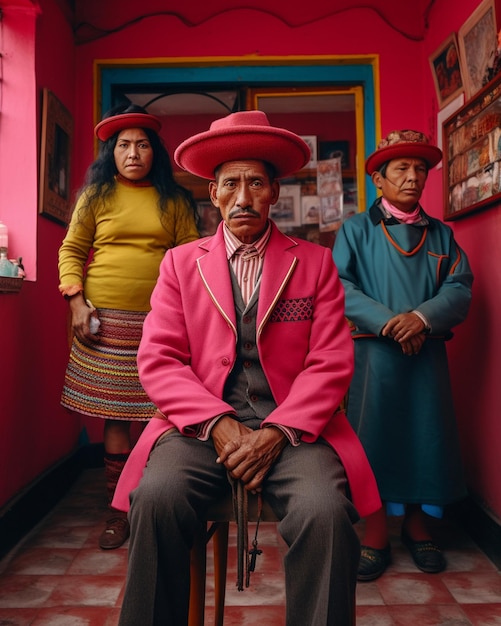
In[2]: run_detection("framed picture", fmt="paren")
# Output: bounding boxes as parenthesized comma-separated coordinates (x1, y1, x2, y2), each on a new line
(442, 71, 501, 220)
(429, 33, 464, 109)
(301, 195, 320, 224)
(317, 158, 343, 232)
(319, 195, 343, 232)
(319, 140, 350, 169)
(436, 92, 465, 164)
(458, 0, 498, 99)
(300, 135, 317, 167)
(39, 88, 74, 225)
(270, 184, 301, 230)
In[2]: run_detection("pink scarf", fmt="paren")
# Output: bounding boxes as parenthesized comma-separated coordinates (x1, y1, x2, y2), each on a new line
(382, 197, 421, 224)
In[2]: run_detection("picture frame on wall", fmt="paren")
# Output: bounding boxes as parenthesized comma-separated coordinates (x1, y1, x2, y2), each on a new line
(270, 185, 301, 230)
(429, 33, 464, 109)
(39, 88, 74, 226)
(301, 195, 320, 225)
(319, 140, 350, 169)
(442, 71, 501, 220)
(317, 157, 343, 232)
(300, 135, 317, 168)
(436, 91, 465, 165)
(458, 0, 498, 99)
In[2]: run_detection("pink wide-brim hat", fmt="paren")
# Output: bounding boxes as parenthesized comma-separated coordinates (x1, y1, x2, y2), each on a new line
(174, 110, 311, 179)
(365, 129, 442, 175)
(95, 113, 162, 141)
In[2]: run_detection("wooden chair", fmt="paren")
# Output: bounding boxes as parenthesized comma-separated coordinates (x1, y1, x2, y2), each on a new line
(188, 493, 279, 626)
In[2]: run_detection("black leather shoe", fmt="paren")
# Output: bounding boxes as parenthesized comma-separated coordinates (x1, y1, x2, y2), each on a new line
(401, 529, 446, 573)
(358, 544, 391, 581)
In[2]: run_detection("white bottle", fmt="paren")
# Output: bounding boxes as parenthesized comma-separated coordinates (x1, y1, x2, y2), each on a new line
(0, 221, 8, 256)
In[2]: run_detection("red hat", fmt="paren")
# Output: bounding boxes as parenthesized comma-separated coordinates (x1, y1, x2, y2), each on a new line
(174, 110, 311, 179)
(365, 129, 442, 175)
(94, 112, 162, 141)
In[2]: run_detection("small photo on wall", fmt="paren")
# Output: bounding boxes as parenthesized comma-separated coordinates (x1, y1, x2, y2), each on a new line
(319, 141, 349, 169)
(319, 195, 343, 232)
(270, 185, 301, 230)
(301, 195, 320, 224)
(300, 136, 318, 167)
(429, 33, 464, 109)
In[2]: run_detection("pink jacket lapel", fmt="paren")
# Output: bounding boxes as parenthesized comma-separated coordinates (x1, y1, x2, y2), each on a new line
(196, 222, 299, 333)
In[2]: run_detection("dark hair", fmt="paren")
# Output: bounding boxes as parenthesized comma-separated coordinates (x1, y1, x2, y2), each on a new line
(377, 162, 389, 177)
(74, 103, 199, 230)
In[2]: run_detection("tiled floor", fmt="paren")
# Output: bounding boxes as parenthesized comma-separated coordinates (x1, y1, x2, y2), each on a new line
(0, 468, 500, 625)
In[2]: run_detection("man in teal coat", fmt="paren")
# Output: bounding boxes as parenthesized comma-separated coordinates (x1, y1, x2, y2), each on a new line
(333, 129, 473, 581)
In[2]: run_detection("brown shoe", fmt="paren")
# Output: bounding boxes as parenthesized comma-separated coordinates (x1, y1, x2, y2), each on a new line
(99, 515, 130, 550)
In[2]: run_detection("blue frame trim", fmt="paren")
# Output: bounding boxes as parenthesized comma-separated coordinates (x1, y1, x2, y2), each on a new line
(100, 62, 377, 206)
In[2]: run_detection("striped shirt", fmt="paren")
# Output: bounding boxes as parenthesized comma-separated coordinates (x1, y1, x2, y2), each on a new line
(224, 222, 271, 305)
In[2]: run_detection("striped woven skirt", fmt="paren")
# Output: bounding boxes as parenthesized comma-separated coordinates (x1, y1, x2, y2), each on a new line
(61, 308, 155, 421)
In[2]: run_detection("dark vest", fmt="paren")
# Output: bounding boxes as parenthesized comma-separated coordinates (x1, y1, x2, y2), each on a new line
(223, 269, 277, 426)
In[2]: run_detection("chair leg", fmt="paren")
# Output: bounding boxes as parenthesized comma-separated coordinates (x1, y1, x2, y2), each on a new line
(213, 522, 229, 626)
(189, 523, 208, 626)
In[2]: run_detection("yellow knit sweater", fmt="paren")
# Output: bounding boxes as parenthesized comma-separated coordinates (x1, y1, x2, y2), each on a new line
(58, 181, 199, 311)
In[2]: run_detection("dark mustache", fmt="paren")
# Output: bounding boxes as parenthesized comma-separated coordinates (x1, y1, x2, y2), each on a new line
(228, 207, 260, 219)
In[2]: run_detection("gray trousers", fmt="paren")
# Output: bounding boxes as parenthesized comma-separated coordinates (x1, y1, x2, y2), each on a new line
(119, 428, 360, 626)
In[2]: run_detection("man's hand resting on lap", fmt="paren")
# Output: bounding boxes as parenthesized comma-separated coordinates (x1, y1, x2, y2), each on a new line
(212, 416, 287, 493)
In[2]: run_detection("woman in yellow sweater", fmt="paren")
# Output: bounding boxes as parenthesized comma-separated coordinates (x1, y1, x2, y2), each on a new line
(58, 104, 200, 549)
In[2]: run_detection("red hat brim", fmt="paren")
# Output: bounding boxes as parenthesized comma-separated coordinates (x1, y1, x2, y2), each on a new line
(365, 143, 442, 175)
(174, 125, 311, 180)
(94, 113, 162, 141)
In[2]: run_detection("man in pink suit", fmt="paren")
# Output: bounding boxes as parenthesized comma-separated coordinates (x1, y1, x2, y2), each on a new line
(115, 111, 380, 626)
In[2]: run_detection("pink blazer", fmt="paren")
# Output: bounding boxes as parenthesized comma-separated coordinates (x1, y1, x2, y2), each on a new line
(113, 222, 381, 518)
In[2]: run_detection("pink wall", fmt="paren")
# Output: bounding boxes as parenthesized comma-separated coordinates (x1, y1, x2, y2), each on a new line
(1, 0, 500, 526)
(0, 0, 80, 507)
(0, 1, 38, 279)
(422, 0, 501, 523)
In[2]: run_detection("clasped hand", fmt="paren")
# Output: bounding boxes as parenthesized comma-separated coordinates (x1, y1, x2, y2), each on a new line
(211, 416, 287, 493)
(381, 312, 426, 356)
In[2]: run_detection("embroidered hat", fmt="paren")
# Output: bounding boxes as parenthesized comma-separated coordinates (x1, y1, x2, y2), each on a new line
(365, 129, 442, 175)
(174, 110, 311, 179)
(95, 112, 162, 141)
